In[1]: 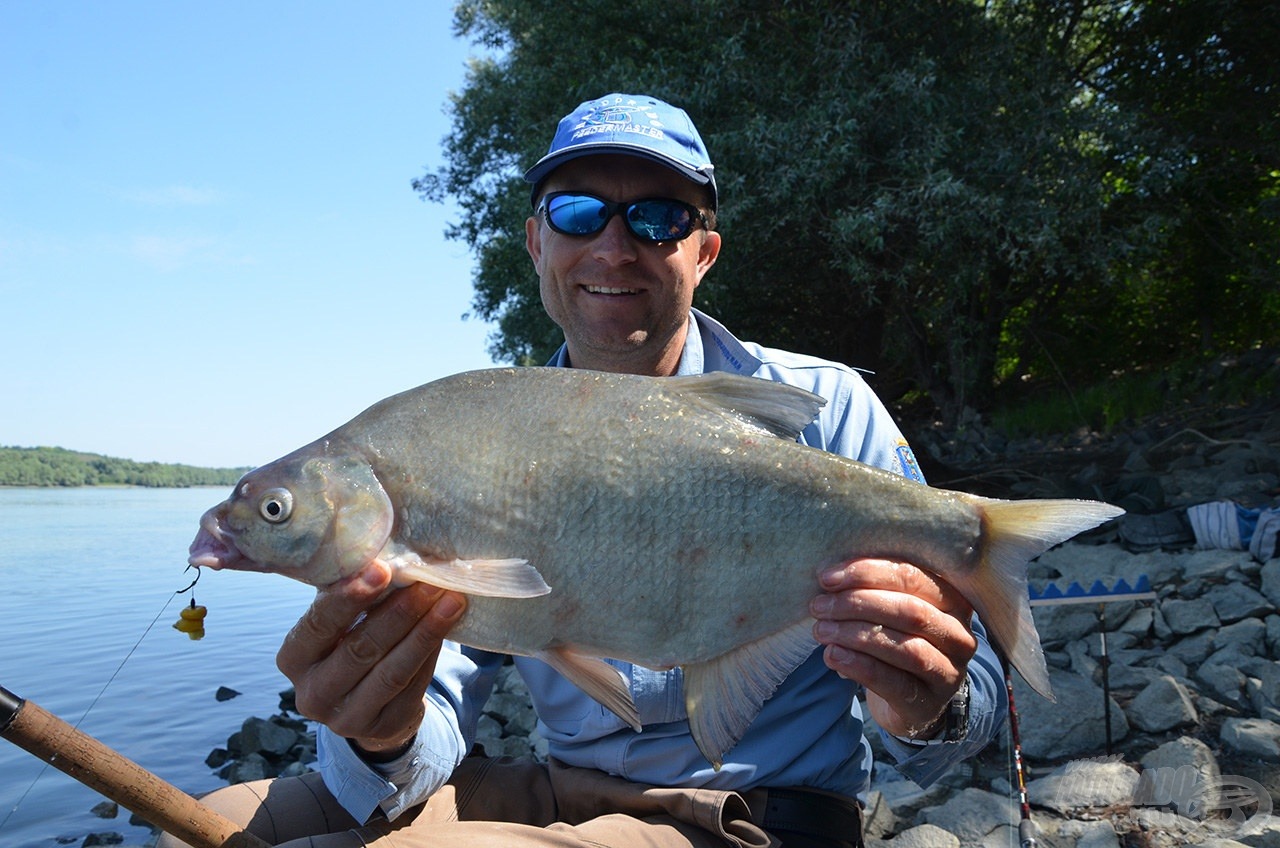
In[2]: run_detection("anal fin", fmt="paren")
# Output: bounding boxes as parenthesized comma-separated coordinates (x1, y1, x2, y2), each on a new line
(683, 620, 818, 769)
(538, 647, 641, 732)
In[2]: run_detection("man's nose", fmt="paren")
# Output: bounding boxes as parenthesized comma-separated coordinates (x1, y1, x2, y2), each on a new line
(591, 214, 639, 264)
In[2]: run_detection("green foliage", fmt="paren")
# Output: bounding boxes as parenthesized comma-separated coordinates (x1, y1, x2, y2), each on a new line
(990, 347, 1280, 438)
(418, 0, 1279, 424)
(0, 446, 249, 488)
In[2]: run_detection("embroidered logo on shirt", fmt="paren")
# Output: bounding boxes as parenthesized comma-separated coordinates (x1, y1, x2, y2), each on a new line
(896, 442, 925, 483)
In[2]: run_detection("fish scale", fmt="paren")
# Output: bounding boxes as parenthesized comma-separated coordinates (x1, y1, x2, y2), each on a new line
(188, 367, 1123, 767)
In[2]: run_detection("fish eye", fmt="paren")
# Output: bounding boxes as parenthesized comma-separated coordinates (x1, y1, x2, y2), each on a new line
(258, 488, 293, 524)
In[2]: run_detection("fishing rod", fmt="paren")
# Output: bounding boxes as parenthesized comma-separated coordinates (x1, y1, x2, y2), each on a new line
(0, 684, 270, 848)
(1004, 667, 1039, 848)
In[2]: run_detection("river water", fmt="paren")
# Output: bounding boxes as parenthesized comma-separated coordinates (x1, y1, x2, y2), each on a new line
(0, 487, 316, 847)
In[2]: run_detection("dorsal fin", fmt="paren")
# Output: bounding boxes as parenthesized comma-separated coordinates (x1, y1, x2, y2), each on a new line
(670, 372, 826, 440)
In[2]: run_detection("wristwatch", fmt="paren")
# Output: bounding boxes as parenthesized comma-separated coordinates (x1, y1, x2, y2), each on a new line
(894, 680, 969, 746)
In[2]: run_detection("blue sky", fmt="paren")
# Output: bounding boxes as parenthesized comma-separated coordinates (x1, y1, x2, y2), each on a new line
(1, 3, 506, 469)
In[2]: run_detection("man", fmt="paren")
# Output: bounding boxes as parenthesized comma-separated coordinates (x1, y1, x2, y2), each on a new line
(160, 93, 1006, 848)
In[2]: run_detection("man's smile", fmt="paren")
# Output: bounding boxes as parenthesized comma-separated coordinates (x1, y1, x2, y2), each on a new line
(584, 285, 641, 295)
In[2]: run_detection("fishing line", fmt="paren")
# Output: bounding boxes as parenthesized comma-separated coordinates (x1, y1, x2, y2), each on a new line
(0, 571, 198, 833)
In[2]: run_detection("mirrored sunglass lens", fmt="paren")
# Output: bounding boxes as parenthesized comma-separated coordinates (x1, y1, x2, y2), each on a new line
(547, 195, 608, 234)
(627, 200, 694, 241)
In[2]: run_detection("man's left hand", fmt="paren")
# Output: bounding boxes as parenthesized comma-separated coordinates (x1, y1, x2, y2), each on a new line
(809, 558, 977, 740)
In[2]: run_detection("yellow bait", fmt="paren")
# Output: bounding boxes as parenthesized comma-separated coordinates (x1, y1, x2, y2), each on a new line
(173, 600, 207, 640)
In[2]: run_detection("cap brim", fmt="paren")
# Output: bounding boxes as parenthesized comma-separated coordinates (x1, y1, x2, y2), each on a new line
(525, 144, 716, 208)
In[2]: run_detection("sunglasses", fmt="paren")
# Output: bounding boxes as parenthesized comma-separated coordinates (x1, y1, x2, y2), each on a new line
(539, 192, 709, 244)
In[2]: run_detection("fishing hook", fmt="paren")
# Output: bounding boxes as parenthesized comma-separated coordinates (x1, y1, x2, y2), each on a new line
(175, 565, 201, 595)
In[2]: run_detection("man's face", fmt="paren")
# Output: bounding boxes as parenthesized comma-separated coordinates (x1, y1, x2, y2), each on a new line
(525, 154, 721, 377)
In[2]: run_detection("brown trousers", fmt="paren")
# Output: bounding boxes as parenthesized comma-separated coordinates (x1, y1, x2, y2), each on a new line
(156, 756, 805, 848)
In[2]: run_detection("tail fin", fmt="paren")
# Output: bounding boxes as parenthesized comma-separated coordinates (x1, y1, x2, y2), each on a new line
(956, 498, 1124, 701)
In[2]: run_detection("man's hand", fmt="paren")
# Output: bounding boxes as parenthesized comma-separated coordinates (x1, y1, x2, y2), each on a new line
(809, 558, 976, 740)
(276, 560, 467, 758)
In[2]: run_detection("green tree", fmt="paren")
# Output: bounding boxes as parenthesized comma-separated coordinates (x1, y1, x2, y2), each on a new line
(1000, 0, 1280, 377)
(418, 0, 1117, 420)
(417, 0, 1276, 423)
(0, 446, 249, 487)
(1096, 0, 1279, 359)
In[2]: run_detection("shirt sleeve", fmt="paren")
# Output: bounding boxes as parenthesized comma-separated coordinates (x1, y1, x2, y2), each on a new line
(316, 644, 506, 822)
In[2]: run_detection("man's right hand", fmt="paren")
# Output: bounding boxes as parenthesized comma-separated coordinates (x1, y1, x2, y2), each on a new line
(275, 560, 467, 759)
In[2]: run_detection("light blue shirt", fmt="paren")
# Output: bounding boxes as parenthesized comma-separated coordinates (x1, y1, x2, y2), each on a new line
(317, 309, 1007, 822)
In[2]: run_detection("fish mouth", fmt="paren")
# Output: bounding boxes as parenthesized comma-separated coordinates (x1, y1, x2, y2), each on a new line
(187, 507, 244, 571)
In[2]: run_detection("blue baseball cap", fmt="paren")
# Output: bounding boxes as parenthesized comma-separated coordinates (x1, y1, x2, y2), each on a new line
(525, 93, 717, 209)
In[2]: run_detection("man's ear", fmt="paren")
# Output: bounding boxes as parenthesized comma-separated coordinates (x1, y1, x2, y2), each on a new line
(695, 230, 722, 282)
(525, 214, 543, 270)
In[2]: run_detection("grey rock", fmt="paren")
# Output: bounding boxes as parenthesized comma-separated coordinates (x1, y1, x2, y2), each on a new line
(1172, 631, 1218, 666)
(1119, 605, 1155, 636)
(239, 716, 300, 756)
(870, 823, 959, 848)
(862, 790, 898, 840)
(1261, 563, 1280, 607)
(1129, 676, 1198, 732)
(1058, 820, 1123, 848)
(1162, 597, 1221, 635)
(1025, 757, 1138, 815)
(1267, 615, 1280, 655)
(916, 788, 1017, 845)
(1206, 583, 1275, 624)
(1197, 662, 1249, 708)
(80, 834, 124, 847)
(871, 769, 953, 823)
(1182, 550, 1256, 582)
(475, 712, 504, 755)
(1126, 808, 1231, 847)
(221, 751, 269, 784)
(499, 735, 536, 758)
(1218, 618, 1269, 655)
(1139, 735, 1220, 786)
(279, 760, 311, 778)
(1235, 814, 1280, 848)
(1137, 737, 1222, 820)
(1108, 663, 1165, 691)
(1033, 600, 1105, 646)
(1221, 718, 1280, 761)
(1067, 638, 1099, 678)
(1109, 646, 1160, 667)
(1241, 658, 1280, 712)
(1154, 653, 1191, 680)
(1014, 670, 1128, 760)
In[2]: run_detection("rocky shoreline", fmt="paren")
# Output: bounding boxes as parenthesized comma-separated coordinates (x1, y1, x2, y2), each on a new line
(97, 355, 1280, 848)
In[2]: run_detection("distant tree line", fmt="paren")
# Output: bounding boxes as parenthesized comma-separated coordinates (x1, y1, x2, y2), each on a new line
(0, 446, 249, 488)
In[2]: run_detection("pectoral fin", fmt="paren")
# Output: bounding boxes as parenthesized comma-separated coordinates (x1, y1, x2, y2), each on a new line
(380, 550, 551, 598)
(683, 620, 818, 769)
(537, 647, 642, 732)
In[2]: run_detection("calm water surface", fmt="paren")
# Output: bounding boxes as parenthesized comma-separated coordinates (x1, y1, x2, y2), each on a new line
(0, 487, 315, 848)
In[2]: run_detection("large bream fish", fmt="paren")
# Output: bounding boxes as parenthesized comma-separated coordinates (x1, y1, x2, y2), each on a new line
(189, 367, 1121, 766)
